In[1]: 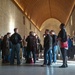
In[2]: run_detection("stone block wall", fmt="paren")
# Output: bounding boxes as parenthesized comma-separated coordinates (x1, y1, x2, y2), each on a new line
(0, 0, 40, 38)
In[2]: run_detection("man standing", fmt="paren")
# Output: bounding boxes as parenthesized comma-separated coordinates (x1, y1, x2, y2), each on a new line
(10, 28, 22, 65)
(42, 29, 52, 66)
(26, 31, 37, 63)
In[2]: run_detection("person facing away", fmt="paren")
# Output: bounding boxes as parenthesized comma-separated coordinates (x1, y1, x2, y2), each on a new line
(26, 31, 37, 63)
(58, 23, 68, 68)
(42, 29, 52, 66)
(10, 28, 22, 65)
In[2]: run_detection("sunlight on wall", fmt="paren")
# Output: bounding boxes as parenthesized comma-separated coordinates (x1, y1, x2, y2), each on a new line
(9, 16, 15, 34)
(40, 18, 61, 31)
(40, 18, 61, 45)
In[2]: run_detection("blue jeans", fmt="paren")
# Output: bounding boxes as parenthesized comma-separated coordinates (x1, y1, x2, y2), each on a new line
(8, 49, 12, 62)
(44, 48, 52, 64)
(52, 45, 57, 62)
(10, 43, 20, 64)
(4, 55, 9, 62)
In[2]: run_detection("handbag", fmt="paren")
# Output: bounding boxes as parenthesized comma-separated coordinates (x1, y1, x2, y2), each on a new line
(61, 41, 68, 48)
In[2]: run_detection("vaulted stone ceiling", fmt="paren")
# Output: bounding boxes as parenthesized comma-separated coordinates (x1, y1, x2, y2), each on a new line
(12, 0, 75, 30)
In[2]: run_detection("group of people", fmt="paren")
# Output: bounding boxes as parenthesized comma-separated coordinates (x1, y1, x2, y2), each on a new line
(0, 23, 75, 68)
(0, 28, 22, 65)
(42, 23, 68, 68)
(0, 28, 42, 65)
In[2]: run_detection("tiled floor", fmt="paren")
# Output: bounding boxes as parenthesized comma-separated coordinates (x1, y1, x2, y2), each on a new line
(0, 59, 75, 75)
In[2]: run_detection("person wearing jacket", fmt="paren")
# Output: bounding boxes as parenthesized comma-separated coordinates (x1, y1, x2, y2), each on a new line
(58, 23, 68, 68)
(42, 29, 52, 66)
(10, 28, 22, 65)
(26, 31, 37, 63)
(1, 33, 11, 63)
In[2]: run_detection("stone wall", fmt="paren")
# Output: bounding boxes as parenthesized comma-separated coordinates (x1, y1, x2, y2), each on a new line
(0, 0, 40, 38)
(66, 7, 75, 36)
(40, 18, 61, 45)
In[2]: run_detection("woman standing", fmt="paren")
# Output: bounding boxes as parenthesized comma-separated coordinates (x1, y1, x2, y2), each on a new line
(58, 23, 68, 68)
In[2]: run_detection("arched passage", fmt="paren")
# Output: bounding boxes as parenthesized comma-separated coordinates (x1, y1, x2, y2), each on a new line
(40, 18, 61, 45)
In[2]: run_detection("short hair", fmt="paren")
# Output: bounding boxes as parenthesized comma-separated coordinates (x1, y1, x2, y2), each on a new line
(50, 30, 54, 32)
(7, 32, 11, 35)
(14, 28, 18, 32)
(60, 23, 65, 28)
(29, 31, 33, 35)
(45, 29, 50, 32)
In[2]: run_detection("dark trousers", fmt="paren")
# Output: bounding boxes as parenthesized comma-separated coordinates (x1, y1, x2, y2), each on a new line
(10, 43, 20, 65)
(27, 50, 36, 63)
(44, 48, 52, 64)
(4, 55, 9, 62)
(61, 48, 67, 66)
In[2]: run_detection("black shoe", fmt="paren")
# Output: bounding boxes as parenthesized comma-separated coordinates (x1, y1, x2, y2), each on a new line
(66, 64, 68, 67)
(47, 63, 52, 66)
(41, 64, 47, 67)
(2, 60, 6, 63)
(17, 63, 20, 65)
(59, 65, 66, 68)
(10, 63, 14, 65)
(6, 61, 10, 63)
(17, 64, 20, 66)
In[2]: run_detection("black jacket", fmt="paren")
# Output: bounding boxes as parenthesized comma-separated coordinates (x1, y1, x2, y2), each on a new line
(10, 33, 22, 45)
(52, 35, 57, 46)
(1, 35, 10, 55)
(26, 35, 37, 51)
(44, 34, 52, 50)
(58, 28, 67, 42)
